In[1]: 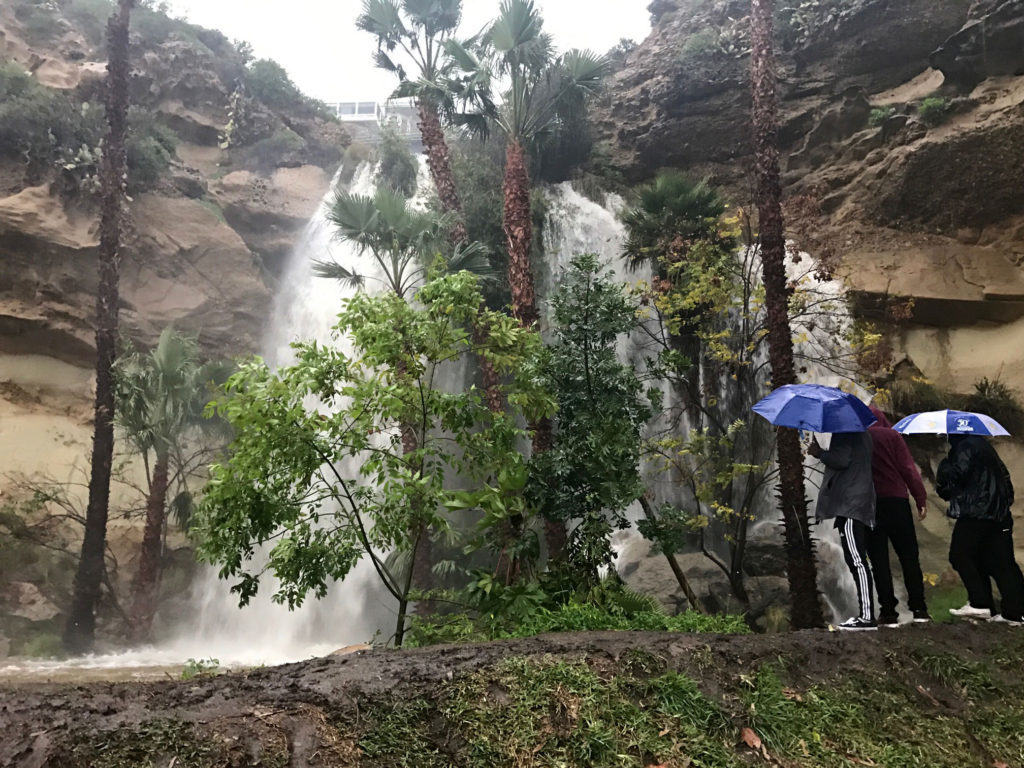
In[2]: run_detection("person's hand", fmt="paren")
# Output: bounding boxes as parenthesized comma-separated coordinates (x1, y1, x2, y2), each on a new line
(917, 504, 927, 521)
(807, 437, 823, 459)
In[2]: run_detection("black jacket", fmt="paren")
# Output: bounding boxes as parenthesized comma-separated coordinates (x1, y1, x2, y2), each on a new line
(936, 436, 1014, 522)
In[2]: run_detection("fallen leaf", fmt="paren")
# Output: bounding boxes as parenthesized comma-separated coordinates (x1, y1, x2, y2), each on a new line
(993, 762, 1009, 768)
(783, 687, 804, 702)
(740, 727, 762, 750)
(658, 727, 671, 737)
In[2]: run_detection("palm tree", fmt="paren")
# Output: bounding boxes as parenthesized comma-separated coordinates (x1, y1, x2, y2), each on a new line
(472, 0, 606, 328)
(314, 187, 496, 301)
(749, 0, 824, 628)
(357, 0, 470, 242)
(64, 0, 135, 655)
(358, 1, 504, 412)
(115, 329, 231, 641)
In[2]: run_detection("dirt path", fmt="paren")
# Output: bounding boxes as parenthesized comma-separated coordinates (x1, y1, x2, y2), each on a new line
(1, 624, 1019, 767)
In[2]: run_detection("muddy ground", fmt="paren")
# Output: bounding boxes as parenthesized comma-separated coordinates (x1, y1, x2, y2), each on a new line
(1, 625, 1022, 767)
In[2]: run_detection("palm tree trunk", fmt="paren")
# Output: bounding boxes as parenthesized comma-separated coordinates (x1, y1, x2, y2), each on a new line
(502, 138, 566, 562)
(750, 0, 824, 630)
(128, 450, 169, 642)
(502, 139, 538, 328)
(417, 100, 467, 243)
(417, 100, 503, 413)
(64, 0, 134, 655)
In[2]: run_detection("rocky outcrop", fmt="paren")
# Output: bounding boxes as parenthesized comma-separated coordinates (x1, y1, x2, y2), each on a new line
(599, 0, 1024, 396)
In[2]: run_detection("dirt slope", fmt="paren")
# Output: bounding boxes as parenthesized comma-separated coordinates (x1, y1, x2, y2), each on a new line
(3, 625, 1023, 767)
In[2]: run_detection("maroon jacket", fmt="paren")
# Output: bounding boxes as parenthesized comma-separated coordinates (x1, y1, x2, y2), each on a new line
(868, 405, 928, 509)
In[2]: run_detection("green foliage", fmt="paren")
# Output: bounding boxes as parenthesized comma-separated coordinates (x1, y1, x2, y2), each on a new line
(868, 105, 896, 127)
(243, 128, 307, 172)
(529, 254, 657, 584)
(14, 0, 64, 43)
(680, 28, 720, 58)
(965, 377, 1024, 434)
(181, 657, 220, 679)
(65, 0, 116, 47)
(623, 171, 731, 270)
(126, 111, 178, 192)
(245, 59, 302, 110)
(375, 123, 419, 198)
(919, 96, 951, 127)
(195, 271, 553, 644)
(0, 63, 101, 165)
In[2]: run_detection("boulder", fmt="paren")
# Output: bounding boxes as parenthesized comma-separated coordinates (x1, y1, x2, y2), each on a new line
(4, 582, 59, 622)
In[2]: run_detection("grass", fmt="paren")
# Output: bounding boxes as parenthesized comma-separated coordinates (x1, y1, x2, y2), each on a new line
(56, 636, 1024, 768)
(406, 605, 749, 647)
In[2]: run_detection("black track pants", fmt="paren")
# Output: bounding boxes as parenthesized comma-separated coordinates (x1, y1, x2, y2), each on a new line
(867, 497, 927, 616)
(949, 517, 1024, 621)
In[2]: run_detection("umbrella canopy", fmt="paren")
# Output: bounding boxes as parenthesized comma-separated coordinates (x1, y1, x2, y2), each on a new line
(892, 409, 1010, 437)
(752, 384, 877, 433)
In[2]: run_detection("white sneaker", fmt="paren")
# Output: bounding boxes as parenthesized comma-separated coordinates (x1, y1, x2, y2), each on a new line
(989, 614, 1024, 626)
(949, 604, 993, 620)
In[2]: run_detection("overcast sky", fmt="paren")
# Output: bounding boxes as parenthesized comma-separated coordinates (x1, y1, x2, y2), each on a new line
(164, 0, 652, 102)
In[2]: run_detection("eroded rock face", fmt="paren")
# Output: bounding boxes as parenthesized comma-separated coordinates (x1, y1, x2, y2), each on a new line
(601, 0, 1024, 397)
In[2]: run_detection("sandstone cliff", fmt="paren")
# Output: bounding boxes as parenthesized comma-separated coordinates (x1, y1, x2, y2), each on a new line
(0, 0, 345, 632)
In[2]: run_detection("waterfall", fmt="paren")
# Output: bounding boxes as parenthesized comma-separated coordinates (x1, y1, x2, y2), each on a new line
(154, 162, 393, 666)
(541, 182, 867, 622)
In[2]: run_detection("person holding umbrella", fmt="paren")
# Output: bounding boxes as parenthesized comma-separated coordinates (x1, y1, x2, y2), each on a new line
(895, 410, 1024, 624)
(753, 384, 879, 630)
(866, 404, 931, 627)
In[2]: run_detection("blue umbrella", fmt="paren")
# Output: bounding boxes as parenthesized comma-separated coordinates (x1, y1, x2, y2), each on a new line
(892, 409, 1010, 437)
(752, 384, 877, 433)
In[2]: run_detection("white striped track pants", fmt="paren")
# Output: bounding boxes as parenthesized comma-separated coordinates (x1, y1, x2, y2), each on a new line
(836, 516, 875, 621)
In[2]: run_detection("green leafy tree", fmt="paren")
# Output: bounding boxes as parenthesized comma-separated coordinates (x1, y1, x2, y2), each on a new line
(114, 328, 232, 641)
(529, 254, 657, 587)
(315, 187, 497, 600)
(195, 271, 553, 647)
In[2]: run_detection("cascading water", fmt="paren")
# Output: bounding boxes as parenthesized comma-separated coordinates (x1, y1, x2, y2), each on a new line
(541, 181, 868, 622)
(1, 162, 399, 676)
(156, 162, 393, 666)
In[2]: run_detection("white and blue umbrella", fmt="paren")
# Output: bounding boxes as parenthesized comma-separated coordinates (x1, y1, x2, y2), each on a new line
(892, 409, 1010, 437)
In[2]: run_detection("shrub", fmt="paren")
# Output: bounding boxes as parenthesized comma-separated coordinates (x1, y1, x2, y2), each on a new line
(869, 105, 896, 127)
(244, 128, 307, 171)
(0, 63, 103, 167)
(65, 0, 115, 48)
(919, 96, 950, 127)
(15, 1, 65, 43)
(882, 376, 949, 419)
(679, 28, 720, 59)
(127, 111, 178, 191)
(965, 377, 1024, 434)
(245, 59, 303, 110)
(375, 123, 419, 198)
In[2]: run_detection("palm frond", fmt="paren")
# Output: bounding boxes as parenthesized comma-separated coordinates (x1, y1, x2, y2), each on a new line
(403, 0, 461, 35)
(357, 0, 406, 44)
(447, 240, 500, 283)
(312, 260, 367, 290)
(489, 0, 542, 54)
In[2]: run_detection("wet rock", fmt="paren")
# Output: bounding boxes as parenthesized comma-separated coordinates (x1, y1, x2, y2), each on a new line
(931, 0, 1024, 91)
(4, 582, 59, 622)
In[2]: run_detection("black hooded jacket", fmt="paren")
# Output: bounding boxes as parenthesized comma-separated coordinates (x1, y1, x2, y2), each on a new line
(936, 435, 1014, 522)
